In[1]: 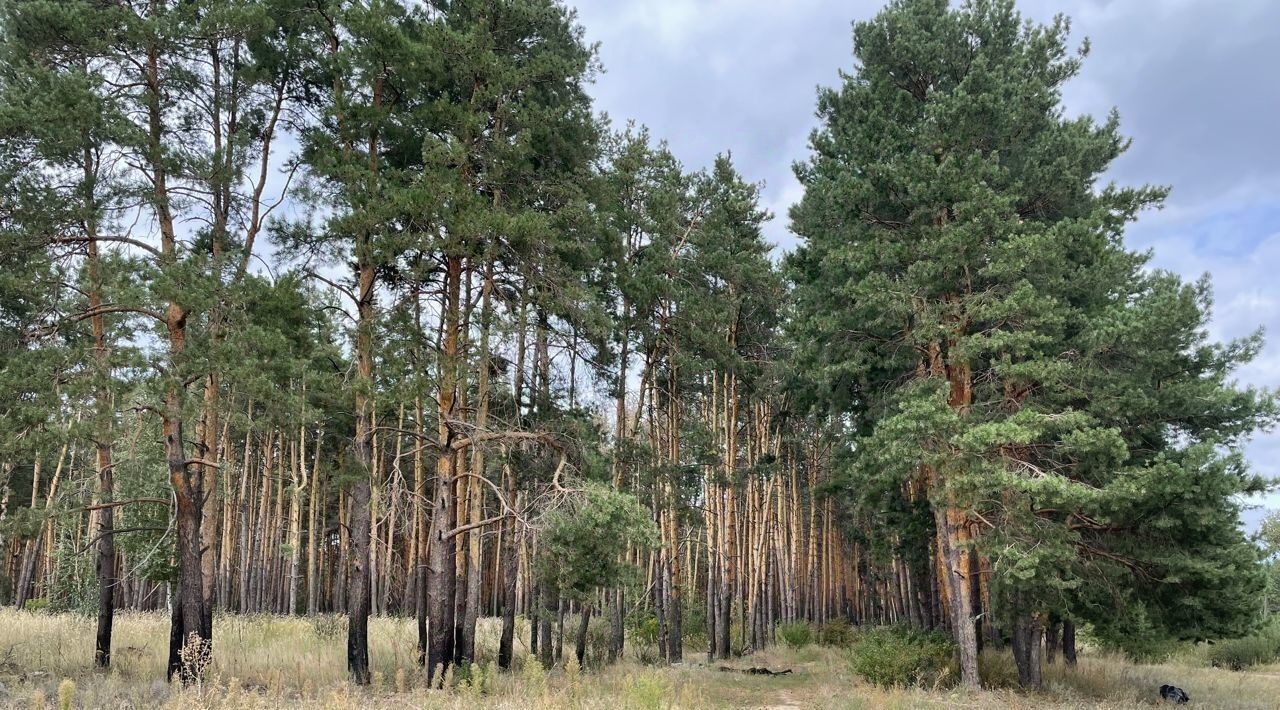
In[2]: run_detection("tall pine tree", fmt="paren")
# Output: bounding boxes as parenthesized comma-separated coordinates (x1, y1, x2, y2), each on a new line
(788, 0, 1275, 688)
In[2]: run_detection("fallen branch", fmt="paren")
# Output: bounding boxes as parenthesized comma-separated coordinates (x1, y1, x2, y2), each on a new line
(718, 666, 793, 676)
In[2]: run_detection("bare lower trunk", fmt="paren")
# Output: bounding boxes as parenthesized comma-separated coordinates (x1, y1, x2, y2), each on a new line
(346, 471, 372, 684)
(346, 234, 377, 685)
(575, 604, 591, 665)
(167, 402, 208, 684)
(1012, 609, 1044, 690)
(94, 440, 115, 668)
(497, 465, 519, 670)
(539, 580, 557, 669)
(1045, 616, 1060, 665)
(415, 399, 429, 665)
(1062, 619, 1077, 666)
(198, 374, 219, 639)
(426, 254, 462, 685)
(933, 503, 979, 688)
(609, 587, 625, 662)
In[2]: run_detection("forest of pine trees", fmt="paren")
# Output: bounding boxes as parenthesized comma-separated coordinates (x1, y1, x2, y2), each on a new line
(0, 0, 1273, 693)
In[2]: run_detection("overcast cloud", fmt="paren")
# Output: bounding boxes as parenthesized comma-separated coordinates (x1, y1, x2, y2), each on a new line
(570, 0, 1280, 529)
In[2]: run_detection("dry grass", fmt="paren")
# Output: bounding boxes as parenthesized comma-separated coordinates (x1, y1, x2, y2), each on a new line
(1, 609, 1278, 708)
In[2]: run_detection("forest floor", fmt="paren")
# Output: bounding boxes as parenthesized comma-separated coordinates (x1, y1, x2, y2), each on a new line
(1, 609, 1278, 708)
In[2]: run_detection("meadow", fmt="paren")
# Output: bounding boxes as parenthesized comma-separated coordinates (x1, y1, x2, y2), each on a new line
(1, 610, 1279, 708)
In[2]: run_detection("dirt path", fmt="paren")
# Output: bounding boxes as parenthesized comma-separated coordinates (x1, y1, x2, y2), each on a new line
(762, 691, 802, 710)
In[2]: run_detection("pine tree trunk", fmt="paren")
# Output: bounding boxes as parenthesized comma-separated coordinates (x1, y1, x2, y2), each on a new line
(426, 254, 462, 685)
(539, 580, 557, 669)
(575, 604, 591, 665)
(306, 427, 321, 616)
(1045, 617, 1060, 665)
(288, 422, 307, 615)
(81, 147, 118, 668)
(933, 502, 980, 688)
(237, 431, 253, 613)
(198, 374, 219, 635)
(415, 397, 428, 662)
(1062, 619, 1077, 666)
(346, 241, 377, 684)
(1012, 610, 1044, 689)
(497, 466, 519, 670)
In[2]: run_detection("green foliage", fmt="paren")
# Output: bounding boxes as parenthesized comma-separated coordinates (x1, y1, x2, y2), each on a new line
(537, 482, 657, 602)
(817, 618, 858, 647)
(848, 627, 957, 689)
(581, 613, 616, 669)
(787, 0, 1278, 655)
(519, 651, 547, 691)
(777, 621, 814, 649)
(1205, 635, 1280, 671)
(620, 671, 672, 710)
(628, 612, 660, 646)
(1089, 607, 1183, 663)
(1204, 621, 1280, 670)
(22, 597, 49, 613)
(455, 661, 493, 696)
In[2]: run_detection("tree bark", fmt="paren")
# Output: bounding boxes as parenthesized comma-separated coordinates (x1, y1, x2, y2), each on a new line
(575, 604, 591, 665)
(1045, 616, 1060, 665)
(426, 254, 462, 685)
(1062, 618, 1077, 666)
(1012, 610, 1044, 690)
(497, 465, 519, 670)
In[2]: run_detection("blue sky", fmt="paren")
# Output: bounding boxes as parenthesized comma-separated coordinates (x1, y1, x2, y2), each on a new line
(571, 0, 1280, 529)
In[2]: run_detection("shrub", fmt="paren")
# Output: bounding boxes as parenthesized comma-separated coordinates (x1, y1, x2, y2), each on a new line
(777, 621, 814, 649)
(848, 626, 957, 688)
(23, 598, 49, 613)
(629, 613, 660, 646)
(977, 649, 1019, 688)
(519, 652, 546, 693)
(1206, 634, 1280, 670)
(57, 679, 75, 710)
(308, 614, 343, 641)
(621, 671, 671, 710)
(818, 618, 857, 647)
(583, 613, 616, 668)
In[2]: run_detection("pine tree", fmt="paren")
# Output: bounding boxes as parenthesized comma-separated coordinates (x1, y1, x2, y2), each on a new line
(788, 0, 1275, 688)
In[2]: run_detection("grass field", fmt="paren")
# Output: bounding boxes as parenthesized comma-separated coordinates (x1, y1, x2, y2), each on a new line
(1, 609, 1278, 708)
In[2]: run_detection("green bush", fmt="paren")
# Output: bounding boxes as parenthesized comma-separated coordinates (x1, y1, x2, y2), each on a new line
(1206, 627, 1280, 670)
(818, 618, 857, 647)
(583, 613, 616, 668)
(777, 621, 814, 649)
(23, 597, 49, 613)
(620, 671, 671, 710)
(848, 626, 957, 688)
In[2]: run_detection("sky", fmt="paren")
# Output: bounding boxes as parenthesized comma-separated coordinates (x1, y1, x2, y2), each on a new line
(569, 0, 1280, 529)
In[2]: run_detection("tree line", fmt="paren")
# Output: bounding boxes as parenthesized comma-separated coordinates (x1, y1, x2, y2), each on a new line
(0, 0, 1272, 692)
